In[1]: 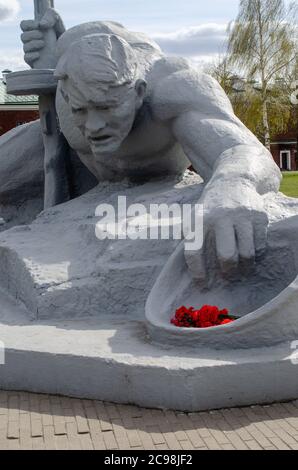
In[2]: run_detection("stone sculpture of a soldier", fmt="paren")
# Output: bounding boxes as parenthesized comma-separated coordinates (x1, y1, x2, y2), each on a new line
(0, 6, 282, 283)
(3, 4, 298, 413)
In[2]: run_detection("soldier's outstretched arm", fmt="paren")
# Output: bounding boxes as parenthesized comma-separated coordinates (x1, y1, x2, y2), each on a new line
(153, 69, 281, 281)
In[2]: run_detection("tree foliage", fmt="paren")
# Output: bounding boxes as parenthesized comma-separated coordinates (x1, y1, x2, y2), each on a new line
(227, 0, 297, 148)
(209, 55, 297, 143)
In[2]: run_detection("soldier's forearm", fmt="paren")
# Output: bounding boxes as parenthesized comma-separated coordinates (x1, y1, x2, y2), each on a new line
(173, 111, 281, 194)
(208, 144, 281, 195)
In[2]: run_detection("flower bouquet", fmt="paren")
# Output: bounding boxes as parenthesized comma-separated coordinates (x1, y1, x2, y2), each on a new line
(171, 305, 238, 329)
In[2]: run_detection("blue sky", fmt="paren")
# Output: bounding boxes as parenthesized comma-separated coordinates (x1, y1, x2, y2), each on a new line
(0, 0, 284, 72)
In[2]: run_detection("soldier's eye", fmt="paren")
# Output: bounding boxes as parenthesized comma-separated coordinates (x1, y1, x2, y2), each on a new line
(96, 106, 110, 111)
(72, 107, 85, 114)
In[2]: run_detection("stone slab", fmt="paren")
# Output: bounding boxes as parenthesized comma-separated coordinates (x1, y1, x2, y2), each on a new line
(0, 288, 298, 412)
(0, 173, 203, 320)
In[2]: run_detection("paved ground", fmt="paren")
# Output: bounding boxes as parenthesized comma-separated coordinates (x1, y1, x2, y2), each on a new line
(1, 390, 298, 450)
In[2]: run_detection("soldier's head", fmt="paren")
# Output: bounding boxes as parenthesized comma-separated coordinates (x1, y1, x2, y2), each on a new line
(55, 34, 147, 156)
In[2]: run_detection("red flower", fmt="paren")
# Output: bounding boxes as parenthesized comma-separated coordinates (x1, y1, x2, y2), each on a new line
(220, 309, 229, 316)
(220, 319, 234, 325)
(170, 305, 236, 329)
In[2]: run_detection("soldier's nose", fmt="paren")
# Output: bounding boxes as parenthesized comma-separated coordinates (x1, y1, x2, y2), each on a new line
(86, 112, 106, 135)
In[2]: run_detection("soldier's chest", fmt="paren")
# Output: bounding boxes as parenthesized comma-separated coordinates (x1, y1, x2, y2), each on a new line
(118, 111, 175, 160)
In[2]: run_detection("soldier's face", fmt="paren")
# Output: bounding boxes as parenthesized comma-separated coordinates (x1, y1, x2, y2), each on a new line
(65, 80, 144, 157)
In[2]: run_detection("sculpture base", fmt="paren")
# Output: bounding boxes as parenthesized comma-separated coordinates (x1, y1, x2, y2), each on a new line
(0, 287, 297, 412)
(1, 175, 298, 410)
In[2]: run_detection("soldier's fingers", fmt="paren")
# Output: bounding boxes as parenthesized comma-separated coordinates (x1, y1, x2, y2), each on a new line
(184, 208, 208, 283)
(23, 40, 45, 53)
(39, 8, 66, 37)
(21, 30, 43, 43)
(235, 220, 255, 268)
(24, 52, 40, 66)
(254, 213, 268, 257)
(215, 218, 239, 275)
(20, 20, 39, 32)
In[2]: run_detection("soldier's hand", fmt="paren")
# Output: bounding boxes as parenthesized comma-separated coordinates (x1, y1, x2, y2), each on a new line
(21, 8, 65, 67)
(185, 180, 268, 285)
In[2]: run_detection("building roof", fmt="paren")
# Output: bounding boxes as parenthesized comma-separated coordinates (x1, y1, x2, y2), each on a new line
(0, 79, 38, 108)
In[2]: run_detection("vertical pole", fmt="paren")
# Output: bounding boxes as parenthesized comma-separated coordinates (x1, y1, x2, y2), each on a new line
(40, 96, 70, 209)
(34, 0, 54, 21)
(33, 0, 57, 70)
(32, 0, 70, 208)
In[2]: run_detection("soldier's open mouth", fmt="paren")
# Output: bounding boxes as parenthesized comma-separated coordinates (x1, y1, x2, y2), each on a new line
(91, 135, 113, 143)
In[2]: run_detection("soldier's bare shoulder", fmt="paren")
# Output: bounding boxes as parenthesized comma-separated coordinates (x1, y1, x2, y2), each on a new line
(149, 58, 234, 121)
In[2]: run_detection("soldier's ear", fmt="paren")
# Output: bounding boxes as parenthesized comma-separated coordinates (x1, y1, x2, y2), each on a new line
(135, 79, 147, 99)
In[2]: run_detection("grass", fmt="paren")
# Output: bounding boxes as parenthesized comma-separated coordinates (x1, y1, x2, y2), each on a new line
(280, 172, 298, 198)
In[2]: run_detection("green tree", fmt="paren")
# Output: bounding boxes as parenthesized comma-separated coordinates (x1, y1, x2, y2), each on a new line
(228, 0, 297, 149)
(208, 55, 236, 95)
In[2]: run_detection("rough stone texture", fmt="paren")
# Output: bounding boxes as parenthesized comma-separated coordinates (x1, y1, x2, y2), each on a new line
(0, 120, 44, 204)
(0, 172, 203, 320)
(0, 120, 96, 230)
(0, 198, 44, 234)
(0, 121, 44, 230)
(0, 286, 298, 412)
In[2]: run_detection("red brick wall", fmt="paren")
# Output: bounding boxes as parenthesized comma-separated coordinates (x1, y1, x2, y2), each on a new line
(0, 110, 39, 136)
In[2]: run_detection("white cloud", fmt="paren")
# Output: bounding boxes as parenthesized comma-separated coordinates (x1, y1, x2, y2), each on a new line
(152, 23, 228, 58)
(0, 0, 20, 22)
(0, 50, 27, 73)
(0, 19, 228, 73)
